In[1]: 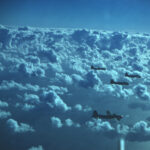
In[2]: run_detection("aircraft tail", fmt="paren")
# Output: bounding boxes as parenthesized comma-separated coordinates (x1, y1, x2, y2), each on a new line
(92, 110, 99, 118)
(110, 79, 115, 84)
(91, 65, 94, 69)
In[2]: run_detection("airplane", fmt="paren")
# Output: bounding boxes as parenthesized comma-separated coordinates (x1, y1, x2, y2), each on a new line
(92, 110, 123, 121)
(91, 65, 106, 70)
(125, 72, 141, 78)
(110, 79, 129, 85)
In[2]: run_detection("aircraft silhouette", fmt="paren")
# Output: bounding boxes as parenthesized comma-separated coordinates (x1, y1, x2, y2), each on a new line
(92, 110, 123, 121)
(91, 65, 106, 70)
(110, 79, 129, 85)
(125, 72, 141, 78)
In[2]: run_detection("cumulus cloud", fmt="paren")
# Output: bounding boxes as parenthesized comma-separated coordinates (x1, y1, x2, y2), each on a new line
(65, 118, 73, 127)
(134, 84, 150, 101)
(74, 104, 92, 112)
(65, 118, 81, 128)
(1, 24, 150, 149)
(74, 104, 82, 111)
(7, 119, 35, 133)
(24, 93, 40, 104)
(56, 73, 73, 85)
(0, 80, 40, 92)
(17, 62, 45, 77)
(48, 85, 68, 95)
(41, 90, 71, 111)
(0, 100, 8, 107)
(28, 145, 44, 150)
(0, 109, 11, 119)
(51, 116, 63, 128)
(127, 121, 150, 141)
(86, 119, 114, 132)
(22, 103, 35, 111)
(86, 118, 150, 142)
(80, 71, 102, 89)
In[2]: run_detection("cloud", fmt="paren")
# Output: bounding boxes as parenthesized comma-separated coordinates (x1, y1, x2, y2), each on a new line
(74, 104, 92, 112)
(24, 93, 40, 104)
(51, 116, 63, 128)
(28, 145, 44, 150)
(22, 103, 35, 111)
(7, 119, 35, 133)
(65, 118, 81, 128)
(0, 27, 11, 49)
(0, 110, 11, 119)
(56, 73, 73, 85)
(41, 90, 71, 111)
(65, 118, 73, 127)
(0, 80, 40, 92)
(80, 71, 102, 89)
(134, 84, 150, 101)
(127, 121, 150, 141)
(1, 24, 150, 149)
(86, 119, 150, 142)
(74, 104, 82, 111)
(38, 50, 57, 63)
(48, 85, 68, 95)
(0, 100, 8, 107)
(72, 29, 89, 43)
(17, 62, 45, 77)
(86, 119, 114, 132)
(110, 32, 127, 50)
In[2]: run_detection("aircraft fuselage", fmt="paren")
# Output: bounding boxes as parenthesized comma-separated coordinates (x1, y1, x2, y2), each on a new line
(91, 66, 106, 70)
(98, 115, 122, 120)
(110, 79, 129, 85)
(125, 73, 141, 78)
(92, 110, 123, 121)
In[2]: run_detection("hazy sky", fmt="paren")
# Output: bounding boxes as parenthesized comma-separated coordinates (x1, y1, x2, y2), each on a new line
(0, 0, 150, 33)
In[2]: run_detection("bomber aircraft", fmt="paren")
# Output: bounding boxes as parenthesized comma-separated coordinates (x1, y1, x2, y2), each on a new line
(92, 110, 123, 121)
(110, 79, 129, 85)
(125, 72, 141, 78)
(91, 65, 106, 70)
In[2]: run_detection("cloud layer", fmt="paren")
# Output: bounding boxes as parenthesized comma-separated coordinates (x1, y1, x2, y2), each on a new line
(0, 25, 150, 149)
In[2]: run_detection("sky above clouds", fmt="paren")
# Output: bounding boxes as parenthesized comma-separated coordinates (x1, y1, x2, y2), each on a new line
(0, 0, 150, 33)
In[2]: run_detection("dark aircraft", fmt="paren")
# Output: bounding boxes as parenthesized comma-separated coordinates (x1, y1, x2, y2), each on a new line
(125, 72, 141, 78)
(91, 65, 106, 70)
(110, 79, 129, 85)
(92, 110, 123, 121)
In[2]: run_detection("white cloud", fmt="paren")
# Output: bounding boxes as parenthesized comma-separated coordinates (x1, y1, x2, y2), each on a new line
(74, 104, 82, 111)
(127, 121, 150, 141)
(7, 119, 35, 133)
(65, 118, 73, 127)
(0, 100, 8, 107)
(86, 119, 114, 132)
(1, 24, 150, 148)
(134, 84, 150, 101)
(0, 80, 40, 92)
(0, 109, 11, 119)
(24, 93, 40, 104)
(28, 145, 44, 150)
(42, 90, 71, 111)
(51, 116, 63, 128)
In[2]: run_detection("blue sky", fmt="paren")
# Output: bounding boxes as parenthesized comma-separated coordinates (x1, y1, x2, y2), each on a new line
(0, 0, 150, 33)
